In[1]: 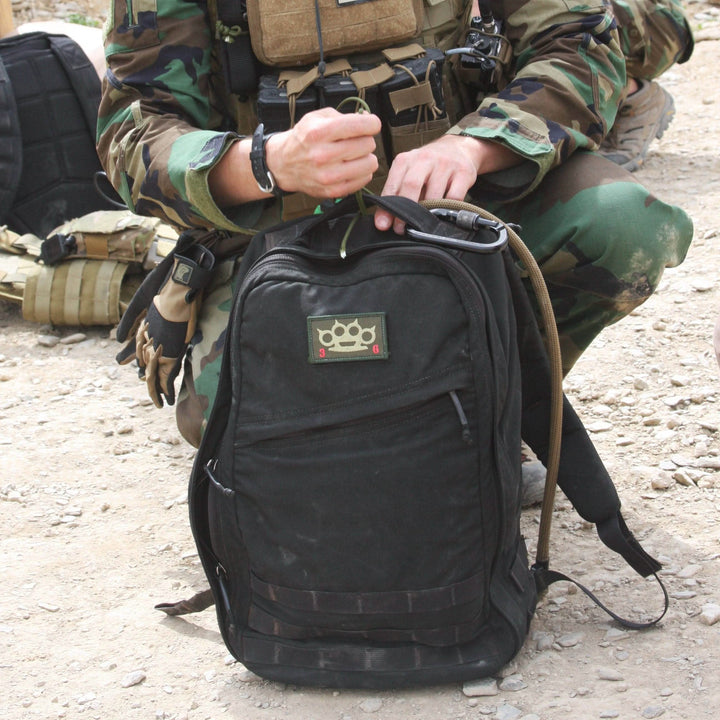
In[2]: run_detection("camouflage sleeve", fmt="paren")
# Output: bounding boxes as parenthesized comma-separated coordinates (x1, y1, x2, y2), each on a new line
(450, 0, 627, 201)
(96, 0, 261, 232)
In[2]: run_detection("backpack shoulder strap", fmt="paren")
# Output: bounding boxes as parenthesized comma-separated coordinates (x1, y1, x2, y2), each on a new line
(45, 33, 102, 137)
(0, 49, 22, 222)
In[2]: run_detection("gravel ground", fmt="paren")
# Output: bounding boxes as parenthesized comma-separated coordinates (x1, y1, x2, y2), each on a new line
(2, 3, 720, 720)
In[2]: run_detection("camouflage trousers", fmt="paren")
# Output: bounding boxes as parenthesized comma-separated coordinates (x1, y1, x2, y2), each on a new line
(612, 0, 694, 80)
(482, 151, 692, 376)
(175, 0, 695, 447)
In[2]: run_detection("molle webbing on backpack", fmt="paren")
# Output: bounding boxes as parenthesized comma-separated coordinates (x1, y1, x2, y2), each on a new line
(0, 31, 115, 238)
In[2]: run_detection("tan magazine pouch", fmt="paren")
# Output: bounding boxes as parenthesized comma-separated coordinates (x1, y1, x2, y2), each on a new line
(246, 0, 424, 66)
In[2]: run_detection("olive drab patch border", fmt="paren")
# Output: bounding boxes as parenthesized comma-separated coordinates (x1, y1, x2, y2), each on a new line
(308, 313, 389, 363)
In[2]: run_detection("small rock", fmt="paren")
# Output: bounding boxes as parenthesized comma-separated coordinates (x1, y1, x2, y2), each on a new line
(495, 704, 523, 720)
(673, 470, 695, 487)
(534, 632, 554, 651)
(651, 474, 673, 490)
(498, 675, 527, 692)
(121, 670, 146, 688)
(597, 667, 624, 681)
(599, 712, 620, 719)
(696, 456, 720, 470)
(641, 706, 665, 719)
(359, 698, 383, 713)
(463, 677, 498, 697)
(677, 565, 701, 579)
(663, 396, 685, 408)
(37, 335, 59, 348)
(237, 668, 260, 683)
(699, 603, 720, 626)
(558, 632, 585, 648)
(60, 333, 87, 345)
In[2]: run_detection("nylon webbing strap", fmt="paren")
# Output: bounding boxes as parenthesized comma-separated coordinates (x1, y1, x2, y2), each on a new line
(382, 43, 425, 62)
(250, 571, 485, 614)
(240, 622, 507, 673)
(389, 81, 435, 114)
(83, 234, 111, 259)
(22, 260, 127, 325)
(247, 605, 480, 646)
(350, 63, 394, 91)
(534, 566, 669, 630)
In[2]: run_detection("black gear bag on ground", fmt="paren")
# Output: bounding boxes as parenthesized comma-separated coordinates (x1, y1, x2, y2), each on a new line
(0, 31, 115, 237)
(187, 193, 665, 688)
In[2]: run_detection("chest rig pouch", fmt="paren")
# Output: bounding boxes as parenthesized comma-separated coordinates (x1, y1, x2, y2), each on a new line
(257, 44, 449, 159)
(212, 0, 464, 218)
(247, 0, 424, 67)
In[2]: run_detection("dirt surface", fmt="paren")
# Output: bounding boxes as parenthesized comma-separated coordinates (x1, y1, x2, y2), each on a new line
(3, 3, 720, 720)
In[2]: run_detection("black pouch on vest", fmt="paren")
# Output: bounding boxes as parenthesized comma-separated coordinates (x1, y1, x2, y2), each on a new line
(256, 73, 319, 132)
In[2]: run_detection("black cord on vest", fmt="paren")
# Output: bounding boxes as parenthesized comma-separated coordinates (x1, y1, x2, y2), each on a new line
(313, 0, 328, 106)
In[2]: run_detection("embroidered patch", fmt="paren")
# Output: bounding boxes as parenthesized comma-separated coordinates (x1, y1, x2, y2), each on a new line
(308, 313, 388, 363)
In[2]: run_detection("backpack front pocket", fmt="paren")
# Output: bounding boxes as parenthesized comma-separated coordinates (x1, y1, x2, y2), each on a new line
(231, 386, 489, 645)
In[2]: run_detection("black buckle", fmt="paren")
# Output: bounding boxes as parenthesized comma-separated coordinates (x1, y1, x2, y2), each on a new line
(38, 233, 77, 265)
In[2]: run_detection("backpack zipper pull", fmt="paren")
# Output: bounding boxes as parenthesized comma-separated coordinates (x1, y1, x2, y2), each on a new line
(449, 391, 473, 445)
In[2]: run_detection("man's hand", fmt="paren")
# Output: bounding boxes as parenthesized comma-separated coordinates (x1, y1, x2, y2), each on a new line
(375, 134, 521, 234)
(116, 244, 215, 408)
(268, 108, 382, 199)
(209, 108, 382, 206)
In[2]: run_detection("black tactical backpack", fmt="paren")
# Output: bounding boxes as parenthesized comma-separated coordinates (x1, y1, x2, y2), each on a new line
(0, 31, 115, 237)
(186, 193, 666, 688)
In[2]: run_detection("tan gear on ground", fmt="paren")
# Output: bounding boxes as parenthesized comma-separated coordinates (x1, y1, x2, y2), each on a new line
(21, 259, 140, 326)
(0, 210, 179, 326)
(42, 210, 162, 266)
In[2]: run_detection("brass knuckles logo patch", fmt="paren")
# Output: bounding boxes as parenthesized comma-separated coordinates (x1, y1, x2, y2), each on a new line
(308, 313, 388, 363)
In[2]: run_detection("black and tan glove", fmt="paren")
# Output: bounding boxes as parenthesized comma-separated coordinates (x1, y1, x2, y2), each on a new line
(116, 241, 215, 407)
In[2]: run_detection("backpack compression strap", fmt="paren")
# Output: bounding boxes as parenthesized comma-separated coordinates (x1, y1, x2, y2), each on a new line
(0, 50, 22, 222)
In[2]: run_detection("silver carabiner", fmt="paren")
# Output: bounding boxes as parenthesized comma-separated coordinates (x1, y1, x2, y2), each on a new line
(405, 208, 509, 254)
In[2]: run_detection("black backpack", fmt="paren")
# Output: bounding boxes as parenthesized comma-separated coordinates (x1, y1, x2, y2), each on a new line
(185, 194, 666, 688)
(0, 31, 115, 237)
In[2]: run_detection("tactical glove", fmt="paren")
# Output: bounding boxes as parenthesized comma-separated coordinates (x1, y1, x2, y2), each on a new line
(116, 242, 215, 407)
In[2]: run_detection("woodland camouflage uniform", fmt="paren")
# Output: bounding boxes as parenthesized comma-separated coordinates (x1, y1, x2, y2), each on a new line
(97, 0, 694, 446)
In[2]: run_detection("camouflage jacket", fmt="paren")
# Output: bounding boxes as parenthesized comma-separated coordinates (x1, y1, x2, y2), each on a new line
(97, 0, 626, 234)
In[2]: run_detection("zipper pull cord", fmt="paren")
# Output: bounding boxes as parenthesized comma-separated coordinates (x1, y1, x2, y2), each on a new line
(449, 391, 473, 445)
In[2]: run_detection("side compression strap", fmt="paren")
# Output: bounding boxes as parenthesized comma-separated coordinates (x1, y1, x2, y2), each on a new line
(0, 51, 22, 221)
(533, 564, 669, 631)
